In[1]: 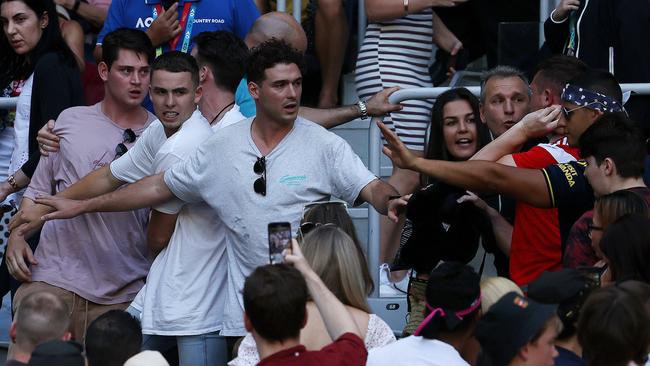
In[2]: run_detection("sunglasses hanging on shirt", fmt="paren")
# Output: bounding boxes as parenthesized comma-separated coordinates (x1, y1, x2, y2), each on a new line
(114, 128, 137, 159)
(254, 156, 266, 196)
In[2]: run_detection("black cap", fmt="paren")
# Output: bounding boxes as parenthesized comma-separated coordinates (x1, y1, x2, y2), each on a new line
(528, 269, 588, 304)
(28, 340, 84, 366)
(475, 292, 557, 365)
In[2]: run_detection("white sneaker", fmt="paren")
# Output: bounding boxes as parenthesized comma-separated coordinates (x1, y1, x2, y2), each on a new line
(379, 263, 409, 297)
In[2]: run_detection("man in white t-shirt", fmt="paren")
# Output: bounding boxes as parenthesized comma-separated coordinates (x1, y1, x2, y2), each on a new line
(10, 32, 251, 364)
(30, 39, 403, 337)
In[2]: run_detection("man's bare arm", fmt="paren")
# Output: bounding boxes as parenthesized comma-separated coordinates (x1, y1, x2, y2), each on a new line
(10, 166, 126, 232)
(147, 210, 178, 256)
(35, 173, 174, 221)
(358, 179, 400, 217)
(379, 121, 553, 208)
(299, 87, 402, 129)
(471, 106, 561, 162)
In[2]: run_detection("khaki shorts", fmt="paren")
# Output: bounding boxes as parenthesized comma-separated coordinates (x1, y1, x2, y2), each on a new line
(13, 281, 130, 342)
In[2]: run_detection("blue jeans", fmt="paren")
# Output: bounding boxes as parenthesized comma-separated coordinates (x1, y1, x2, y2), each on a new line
(127, 306, 227, 366)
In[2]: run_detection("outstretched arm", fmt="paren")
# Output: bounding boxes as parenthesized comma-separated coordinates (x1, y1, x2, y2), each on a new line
(379, 121, 553, 208)
(10, 165, 126, 233)
(35, 172, 174, 221)
(299, 87, 402, 129)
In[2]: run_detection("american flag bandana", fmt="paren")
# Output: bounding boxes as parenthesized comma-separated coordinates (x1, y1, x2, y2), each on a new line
(561, 83, 625, 113)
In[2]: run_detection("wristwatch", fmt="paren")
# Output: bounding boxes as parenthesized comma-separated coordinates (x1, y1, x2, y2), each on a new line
(357, 100, 368, 120)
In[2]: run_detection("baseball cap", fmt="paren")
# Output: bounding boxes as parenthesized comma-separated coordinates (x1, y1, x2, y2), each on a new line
(474, 292, 557, 365)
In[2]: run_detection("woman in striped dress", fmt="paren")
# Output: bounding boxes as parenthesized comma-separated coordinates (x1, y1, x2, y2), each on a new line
(356, 0, 465, 282)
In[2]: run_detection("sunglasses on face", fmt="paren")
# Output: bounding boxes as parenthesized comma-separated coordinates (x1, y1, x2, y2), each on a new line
(114, 129, 137, 159)
(254, 156, 266, 196)
(561, 101, 602, 120)
(587, 223, 604, 239)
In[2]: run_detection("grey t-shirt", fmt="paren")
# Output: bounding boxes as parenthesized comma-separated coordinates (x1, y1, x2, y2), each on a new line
(164, 116, 377, 335)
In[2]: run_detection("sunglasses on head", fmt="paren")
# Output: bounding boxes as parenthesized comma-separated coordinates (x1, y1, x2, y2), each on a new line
(114, 129, 137, 159)
(298, 201, 348, 239)
(254, 156, 266, 196)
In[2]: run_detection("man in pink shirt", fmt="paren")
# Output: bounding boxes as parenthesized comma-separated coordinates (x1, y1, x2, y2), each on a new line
(6, 28, 156, 341)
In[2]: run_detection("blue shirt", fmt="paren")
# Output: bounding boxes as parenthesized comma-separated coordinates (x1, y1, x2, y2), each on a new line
(97, 0, 259, 51)
(235, 77, 256, 118)
(555, 346, 585, 366)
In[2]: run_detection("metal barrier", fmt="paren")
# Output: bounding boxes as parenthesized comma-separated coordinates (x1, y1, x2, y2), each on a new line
(275, 0, 302, 21)
(0, 98, 17, 110)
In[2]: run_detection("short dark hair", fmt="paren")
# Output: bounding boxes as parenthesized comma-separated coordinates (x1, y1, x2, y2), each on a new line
(533, 55, 588, 95)
(578, 113, 646, 178)
(601, 214, 650, 283)
(84, 310, 142, 366)
(243, 264, 308, 342)
(246, 39, 306, 85)
(568, 69, 623, 103)
(102, 28, 155, 70)
(578, 284, 650, 366)
(192, 31, 249, 93)
(151, 51, 199, 86)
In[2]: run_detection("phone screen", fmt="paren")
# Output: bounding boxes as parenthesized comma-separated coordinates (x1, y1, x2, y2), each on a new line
(268, 222, 291, 265)
(162, 0, 175, 10)
(577, 266, 606, 288)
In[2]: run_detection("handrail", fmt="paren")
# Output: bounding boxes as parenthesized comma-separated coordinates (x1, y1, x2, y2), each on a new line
(0, 98, 17, 110)
(274, 0, 302, 21)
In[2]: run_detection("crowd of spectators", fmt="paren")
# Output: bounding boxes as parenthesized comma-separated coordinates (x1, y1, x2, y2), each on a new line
(1, 0, 650, 365)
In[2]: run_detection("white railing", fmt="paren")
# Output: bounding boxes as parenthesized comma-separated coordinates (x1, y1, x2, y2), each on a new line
(275, 0, 302, 21)
(0, 98, 17, 110)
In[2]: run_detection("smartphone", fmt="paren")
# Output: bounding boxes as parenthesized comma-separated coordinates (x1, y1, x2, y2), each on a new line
(268, 222, 291, 265)
(577, 266, 606, 288)
(161, 0, 175, 10)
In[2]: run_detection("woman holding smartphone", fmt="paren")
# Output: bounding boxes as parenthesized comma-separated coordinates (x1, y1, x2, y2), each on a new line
(232, 225, 396, 365)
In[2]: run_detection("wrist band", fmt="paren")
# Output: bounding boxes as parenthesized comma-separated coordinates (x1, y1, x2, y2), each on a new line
(403, 0, 408, 15)
(7, 175, 18, 191)
(357, 100, 368, 120)
(73, 0, 81, 12)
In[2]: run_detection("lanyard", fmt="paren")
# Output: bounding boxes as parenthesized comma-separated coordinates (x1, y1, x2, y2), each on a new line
(565, 10, 578, 57)
(152, 2, 196, 56)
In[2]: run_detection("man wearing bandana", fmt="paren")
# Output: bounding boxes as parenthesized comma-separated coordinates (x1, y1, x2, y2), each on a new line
(471, 56, 588, 285)
(376, 69, 641, 285)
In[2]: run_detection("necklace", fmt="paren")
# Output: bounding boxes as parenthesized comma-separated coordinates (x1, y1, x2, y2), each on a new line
(210, 101, 235, 125)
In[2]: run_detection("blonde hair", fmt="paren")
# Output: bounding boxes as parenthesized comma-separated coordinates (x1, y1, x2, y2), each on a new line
(480, 277, 523, 313)
(301, 225, 372, 313)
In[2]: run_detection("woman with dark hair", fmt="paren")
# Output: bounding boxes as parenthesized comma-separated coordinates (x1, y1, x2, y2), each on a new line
(388, 88, 505, 335)
(0, 0, 83, 203)
(600, 214, 650, 284)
